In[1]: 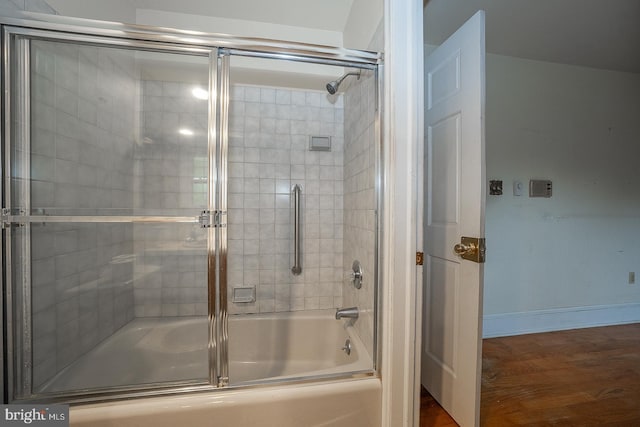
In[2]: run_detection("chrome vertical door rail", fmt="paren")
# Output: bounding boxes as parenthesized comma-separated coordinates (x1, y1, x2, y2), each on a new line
(2, 27, 13, 404)
(217, 52, 230, 386)
(374, 65, 383, 371)
(207, 48, 220, 387)
(17, 34, 32, 401)
(291, 184, 302, 275)
(4, 33, 33, 400)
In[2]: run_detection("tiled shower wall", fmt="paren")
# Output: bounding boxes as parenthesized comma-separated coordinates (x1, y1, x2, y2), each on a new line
(28, 41, 137, 388)
(226, 84, 345, 314)
(133, 79, 209, 317)
(342, 22, 383, 358)
(130, 81, 346, 315)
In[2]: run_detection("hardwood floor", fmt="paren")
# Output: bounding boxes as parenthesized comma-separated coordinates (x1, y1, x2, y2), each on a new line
(420, 323, 640, 426)
(420, 387, 458, 427)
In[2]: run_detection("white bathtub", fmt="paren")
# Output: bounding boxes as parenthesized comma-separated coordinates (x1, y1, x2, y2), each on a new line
(67, 310, 380, 426)
(229, 310, 371, 383)
(71, 378, 382, 427)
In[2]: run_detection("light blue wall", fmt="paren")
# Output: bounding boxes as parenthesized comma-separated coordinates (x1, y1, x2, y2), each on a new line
(483, 53, 640, 336)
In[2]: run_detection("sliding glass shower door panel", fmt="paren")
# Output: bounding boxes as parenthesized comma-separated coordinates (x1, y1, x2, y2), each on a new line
(224, 55, 376, 385)
(5, 35, 214, 399)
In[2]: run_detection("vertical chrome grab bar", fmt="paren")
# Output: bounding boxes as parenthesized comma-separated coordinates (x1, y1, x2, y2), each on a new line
(291, 184, 302, 275)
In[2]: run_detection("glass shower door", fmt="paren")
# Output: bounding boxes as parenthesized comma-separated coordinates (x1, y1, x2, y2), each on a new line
(4, 33, 215, 399)
(222, 54, 378, 385)
(3, 27, 379, 401)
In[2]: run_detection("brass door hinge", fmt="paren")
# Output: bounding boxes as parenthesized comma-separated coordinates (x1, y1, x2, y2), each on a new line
(416, 252, 424, 266)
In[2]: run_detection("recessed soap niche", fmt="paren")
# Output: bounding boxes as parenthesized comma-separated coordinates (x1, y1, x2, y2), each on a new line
(232, 286, 256, 303)
(309, 135, 332, 152)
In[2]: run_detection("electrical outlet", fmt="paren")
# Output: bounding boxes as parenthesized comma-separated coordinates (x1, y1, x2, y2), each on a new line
(629, 272, 635, 284)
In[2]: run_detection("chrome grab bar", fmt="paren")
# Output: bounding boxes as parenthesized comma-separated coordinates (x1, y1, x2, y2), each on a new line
(291, 184, 302, 275)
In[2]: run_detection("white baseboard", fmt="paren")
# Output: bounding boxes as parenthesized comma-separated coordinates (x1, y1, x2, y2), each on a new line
(483, 303, 640, 338)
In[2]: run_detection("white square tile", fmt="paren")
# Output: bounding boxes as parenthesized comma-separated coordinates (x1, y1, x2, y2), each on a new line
(244, 208, 260, 224)
(276, 119, 290, 134)
(260, 194, 275, 208)
(291, 165, 306, 179)
(259, 163, 275, 178)
(260, 118, 276, 133)
(244, 224, 260, 240)
(259, 208, 275, 224)
(275, 89, 291, 105)
(244, 116, 260, 133)
(244, 256, 259, 271)
(318, 297, 333, 309)
(244, 148, 260, 163)
(290, 105, 307, 121)
(244, 178, 260, 193)
(304, 297, 319, 310)
(259, 299, 275, 313)
(305, 92, 321, 107)
(274, 224, 290, 239)
(260, 88, 276, 104)
(230, 85, 245, 100)
(276, 105, 291, 119)
(291, 91, 306, 106)
(245, 102, 260, 117)
(244, 87, 260, 102)
(260, 103, 277, 118)
(243, 239, 260, 256)
(259, 178, 275, 193)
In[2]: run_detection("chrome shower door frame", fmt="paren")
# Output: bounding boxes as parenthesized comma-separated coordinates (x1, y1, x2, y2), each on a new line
(219, 50, 380, 387)
(1, 11, 383, 404)
(1, 25, 222, 402)
(2, 30, 32, 401)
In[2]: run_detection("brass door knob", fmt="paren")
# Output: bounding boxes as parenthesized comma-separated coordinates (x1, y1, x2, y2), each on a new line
(453, 237, 486, 263)
(454, 242, 476, 256)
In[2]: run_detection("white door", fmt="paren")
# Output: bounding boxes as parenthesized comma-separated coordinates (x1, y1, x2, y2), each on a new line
(421, 10, 486, 427)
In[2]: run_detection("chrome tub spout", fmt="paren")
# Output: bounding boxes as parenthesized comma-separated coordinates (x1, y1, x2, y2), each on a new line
(335, 307, 359, 320)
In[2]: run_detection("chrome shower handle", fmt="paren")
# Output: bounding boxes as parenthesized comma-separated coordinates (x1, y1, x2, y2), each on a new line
(351, 260, 363, 289)
(291, 184, 302, 275)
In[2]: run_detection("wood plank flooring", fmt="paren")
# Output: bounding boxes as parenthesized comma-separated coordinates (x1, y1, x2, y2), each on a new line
(420, 387, 458, 427)
(420, 323, 640, 426)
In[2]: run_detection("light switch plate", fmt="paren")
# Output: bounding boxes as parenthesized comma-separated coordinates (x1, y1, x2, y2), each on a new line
(529, 179, 552, 197)
(513, 181, 523, 196)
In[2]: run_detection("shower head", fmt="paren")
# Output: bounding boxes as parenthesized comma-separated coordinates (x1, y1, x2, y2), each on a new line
(325, 81, 339, 95)
(325, 70, 361, 94)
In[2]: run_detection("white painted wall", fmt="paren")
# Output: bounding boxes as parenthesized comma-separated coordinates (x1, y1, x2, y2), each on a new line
(483, 53, 640, 335)
(135, 10, 345, 81)
(43, 0, 383, 55)
(44, 0, 344, 49)
(343, 0, 383, 50)
(4, 0, 56, 14)
(381, 0, 423, 424)
(45, 0, 136, 22)
(39, 5, 346, 84)
(135, 9, 343, 47)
